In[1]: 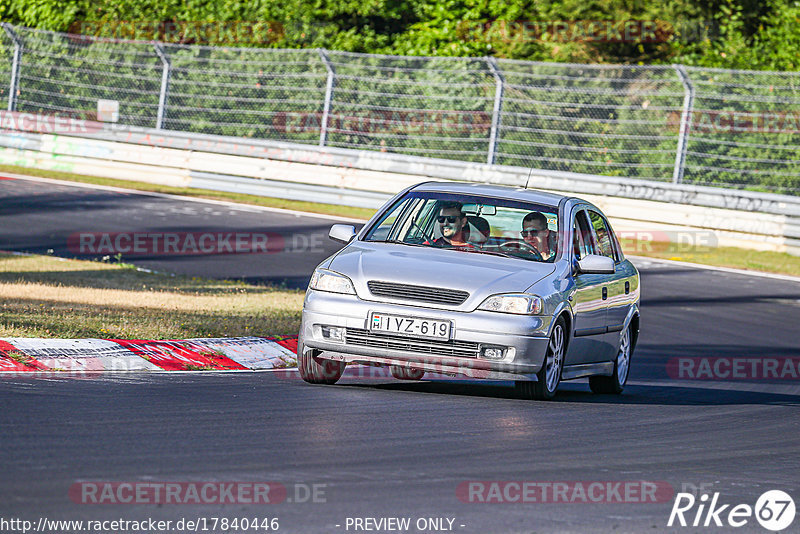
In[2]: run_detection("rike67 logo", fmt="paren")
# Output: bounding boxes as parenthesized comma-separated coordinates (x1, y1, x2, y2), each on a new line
(668, 490, 795, 531)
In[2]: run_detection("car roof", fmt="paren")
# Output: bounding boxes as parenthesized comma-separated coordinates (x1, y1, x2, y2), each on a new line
(411, 181, 571, 207)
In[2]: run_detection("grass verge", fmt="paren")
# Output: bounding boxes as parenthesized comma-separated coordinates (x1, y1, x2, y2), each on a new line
(1, 163, 799, 277)
(0, 252, 304, 339)
(620, 239, 800, 277)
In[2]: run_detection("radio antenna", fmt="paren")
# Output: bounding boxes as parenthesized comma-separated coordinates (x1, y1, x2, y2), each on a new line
(524, 163, 534, 189)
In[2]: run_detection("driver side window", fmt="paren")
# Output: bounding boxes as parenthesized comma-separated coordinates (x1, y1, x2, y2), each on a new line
(572, 210, 596, 260)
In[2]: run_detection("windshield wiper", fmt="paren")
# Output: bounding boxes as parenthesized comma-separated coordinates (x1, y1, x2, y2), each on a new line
(460, 248, 515, 258)
(383, 239, 429, 247)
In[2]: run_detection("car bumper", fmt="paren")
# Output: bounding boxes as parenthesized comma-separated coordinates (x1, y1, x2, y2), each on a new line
(301, 290, 552, 381)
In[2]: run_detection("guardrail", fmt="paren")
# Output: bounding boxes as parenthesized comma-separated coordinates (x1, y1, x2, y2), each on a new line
(0, 119, 798, 255)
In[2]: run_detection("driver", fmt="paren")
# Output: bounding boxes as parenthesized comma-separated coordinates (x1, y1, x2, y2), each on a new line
(521, 211, 555, 260)
(434, 201, 470, 248)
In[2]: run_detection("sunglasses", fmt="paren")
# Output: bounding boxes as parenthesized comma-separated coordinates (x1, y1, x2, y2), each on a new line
(437, 216, 460, 223)
(521, 228, 547, 236)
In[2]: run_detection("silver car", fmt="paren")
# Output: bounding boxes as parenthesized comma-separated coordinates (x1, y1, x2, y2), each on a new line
(299, 182, 640, 399)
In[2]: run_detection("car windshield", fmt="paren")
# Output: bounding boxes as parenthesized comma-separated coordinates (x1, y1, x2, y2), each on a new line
(363, 191, 560, 262)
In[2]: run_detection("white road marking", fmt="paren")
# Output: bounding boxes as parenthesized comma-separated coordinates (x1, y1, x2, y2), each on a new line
(3, 172, 365, 223)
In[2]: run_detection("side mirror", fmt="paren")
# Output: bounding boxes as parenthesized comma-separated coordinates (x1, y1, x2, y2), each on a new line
(329, 224, 356, 244)
(577, 254, 615, 274)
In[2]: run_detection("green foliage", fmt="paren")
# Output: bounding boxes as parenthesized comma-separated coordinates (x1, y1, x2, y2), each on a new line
(3, 0, 82, 31)
(749, 0, 800, 71)
(0, 0, 798, 70)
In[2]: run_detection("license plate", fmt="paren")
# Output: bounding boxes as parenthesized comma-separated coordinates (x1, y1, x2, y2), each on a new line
(370, 312, 451, 340)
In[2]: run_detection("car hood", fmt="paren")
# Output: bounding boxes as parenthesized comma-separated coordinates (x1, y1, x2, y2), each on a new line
(328, 241, 556, 307)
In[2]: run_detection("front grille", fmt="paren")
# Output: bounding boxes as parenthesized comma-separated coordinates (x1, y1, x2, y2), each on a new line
(345, 328, 480, 359)
(367, 281, 469, 305)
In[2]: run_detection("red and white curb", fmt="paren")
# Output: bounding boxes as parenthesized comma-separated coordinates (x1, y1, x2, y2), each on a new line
(0, 336, 298, 372)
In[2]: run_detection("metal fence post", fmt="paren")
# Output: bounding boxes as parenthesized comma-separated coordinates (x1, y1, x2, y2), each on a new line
(153, 43, 171, 130)
(486, 57, 504, 165)
(672, 65, 694, 184)
(2, 23, 23, 112)
(318, 49, 335, 147)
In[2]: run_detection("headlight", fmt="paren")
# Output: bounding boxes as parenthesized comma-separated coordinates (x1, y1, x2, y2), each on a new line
(478, 293, 542, 315)
(309, 269, 356, 295)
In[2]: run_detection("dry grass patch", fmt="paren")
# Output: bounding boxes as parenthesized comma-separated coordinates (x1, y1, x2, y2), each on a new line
(0, 253, 304, 339)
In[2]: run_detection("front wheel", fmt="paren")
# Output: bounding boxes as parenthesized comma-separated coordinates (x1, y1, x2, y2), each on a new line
(516, 317, 566, 400)
(589, 324, 633, 394)
(297, 333, 345, 385)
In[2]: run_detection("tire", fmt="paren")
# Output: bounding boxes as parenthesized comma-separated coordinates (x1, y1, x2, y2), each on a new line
(390, 366, 425, 380)
(589, 324, 633, 395)
(516, 317, 566, 400)
(297, 333, 345, 385)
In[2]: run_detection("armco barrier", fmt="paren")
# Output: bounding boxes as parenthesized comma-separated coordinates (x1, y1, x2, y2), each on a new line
(0, 119, 798, 255)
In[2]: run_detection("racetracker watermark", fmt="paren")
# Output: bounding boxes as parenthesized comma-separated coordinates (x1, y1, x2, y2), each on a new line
(456, 20, 716, 44)
(667, 357, 800, 380)
(67, 231, 327, 256)
(457, 481, 674, 503)
(278, 355, 499, 381)
(68, 482, 326, 504)
(667, 110, 800, 135)
(272, 111, 491, 135)
(272, 363, 491, 381)
(68, 21, 284, 45)
(0, 358, 147, 377)
(0, 111, 103, 134)
(0, 517, 279, 533)
(616, 230, 718, 253)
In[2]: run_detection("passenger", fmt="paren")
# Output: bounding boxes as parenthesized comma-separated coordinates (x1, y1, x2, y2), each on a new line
(434, 201, 470, 248)
(521, 212, 555, 260)
(595, 226, 614, 257)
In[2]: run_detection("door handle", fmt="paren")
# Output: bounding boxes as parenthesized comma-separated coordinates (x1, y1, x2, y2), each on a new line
(602, 287, 608, 300)
(625, 281, 630, 294)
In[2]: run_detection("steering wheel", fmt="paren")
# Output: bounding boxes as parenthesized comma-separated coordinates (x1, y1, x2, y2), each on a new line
(409, 221, 434, 243)
(498, 240, 543, 261)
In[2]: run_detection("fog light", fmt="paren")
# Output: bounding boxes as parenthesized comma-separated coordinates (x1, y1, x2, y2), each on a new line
(480, 345, 506, 360)
(321, 326, 345, 342)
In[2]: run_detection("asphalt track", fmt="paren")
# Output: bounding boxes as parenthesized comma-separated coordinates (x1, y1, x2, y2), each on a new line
(0, 175, 350, 288)
(1, 175, 799, 533)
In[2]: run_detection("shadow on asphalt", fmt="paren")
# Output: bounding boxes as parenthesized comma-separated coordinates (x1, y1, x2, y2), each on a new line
(634, 344, 800, 358)
(339, 380, 800, 406)
(0, 191, 123, 216)
(641, 294, 800, 306)
(637, 267, 707, 277)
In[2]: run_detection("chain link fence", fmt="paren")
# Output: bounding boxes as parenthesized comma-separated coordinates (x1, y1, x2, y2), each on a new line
(682, 66, 800, 193)
(1, 23, 799, 195)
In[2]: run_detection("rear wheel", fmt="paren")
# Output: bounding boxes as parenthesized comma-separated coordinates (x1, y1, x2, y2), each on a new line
(297, 333, 345, 385)
(516, 317, 565, 400)
(589, 324, 632, 394)
(390, 366, 425, 380)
